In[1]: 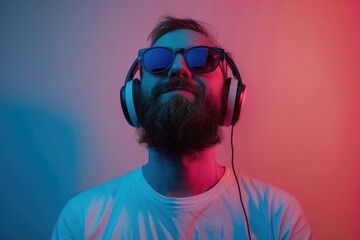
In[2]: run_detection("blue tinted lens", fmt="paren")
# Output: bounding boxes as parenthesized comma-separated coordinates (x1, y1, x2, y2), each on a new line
(143, 48, 173, 73)
(186, 47, 220, 72)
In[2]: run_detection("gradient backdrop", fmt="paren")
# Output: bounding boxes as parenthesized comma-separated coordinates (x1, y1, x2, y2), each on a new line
(0, 0, 359, 239)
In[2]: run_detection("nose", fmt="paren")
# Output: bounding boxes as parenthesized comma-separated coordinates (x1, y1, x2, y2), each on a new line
(168, 54, 192, 80)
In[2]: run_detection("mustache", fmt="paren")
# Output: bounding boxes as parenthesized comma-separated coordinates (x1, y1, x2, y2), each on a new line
(151, 78, 203, 99)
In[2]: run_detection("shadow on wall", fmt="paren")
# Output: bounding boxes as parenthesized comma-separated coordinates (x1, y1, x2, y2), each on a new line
(0, 100, 78, 239)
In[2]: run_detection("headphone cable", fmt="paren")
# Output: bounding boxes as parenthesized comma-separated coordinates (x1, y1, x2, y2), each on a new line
(230, 125, 252, 240)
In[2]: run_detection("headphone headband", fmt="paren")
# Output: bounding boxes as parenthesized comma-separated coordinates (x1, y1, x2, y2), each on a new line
(125, 59, 140, 83)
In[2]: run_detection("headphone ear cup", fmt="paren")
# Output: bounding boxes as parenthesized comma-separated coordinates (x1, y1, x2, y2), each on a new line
(120, 78, 141, 127)
(231, 83, 246, 126)
(222, 78, 246, 126)
(222, 77, 238, 126)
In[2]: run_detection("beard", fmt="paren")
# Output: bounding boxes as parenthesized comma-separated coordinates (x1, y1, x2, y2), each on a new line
(136, 78, 227, 154)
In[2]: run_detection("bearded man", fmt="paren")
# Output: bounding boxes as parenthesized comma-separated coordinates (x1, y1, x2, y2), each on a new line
(52, 16, 312, 240)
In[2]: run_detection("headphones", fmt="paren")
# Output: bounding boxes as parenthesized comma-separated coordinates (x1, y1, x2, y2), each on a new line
(120, 52, 246, 127)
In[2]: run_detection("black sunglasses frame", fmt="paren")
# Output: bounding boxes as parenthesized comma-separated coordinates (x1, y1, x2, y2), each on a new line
(138, 46, 225, 74)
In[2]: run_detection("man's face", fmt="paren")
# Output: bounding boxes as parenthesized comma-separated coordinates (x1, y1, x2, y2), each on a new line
(141, 29, 224, 109)
(137, 29, 226, 153)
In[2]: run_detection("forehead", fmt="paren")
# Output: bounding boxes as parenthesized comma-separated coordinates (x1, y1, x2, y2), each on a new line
(152, 29, 215, 49)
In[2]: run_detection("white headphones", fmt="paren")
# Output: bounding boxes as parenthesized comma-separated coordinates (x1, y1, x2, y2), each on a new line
(120, 53, 246, 127)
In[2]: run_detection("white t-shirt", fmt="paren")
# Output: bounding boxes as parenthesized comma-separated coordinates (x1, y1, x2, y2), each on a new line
(52, 167, 312, 239)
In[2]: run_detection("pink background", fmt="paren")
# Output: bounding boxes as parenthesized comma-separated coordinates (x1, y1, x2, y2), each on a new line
(0, 0, 359, 239)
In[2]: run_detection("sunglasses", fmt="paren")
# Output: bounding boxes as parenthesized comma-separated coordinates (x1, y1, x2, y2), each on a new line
(138, 46, 225, 74)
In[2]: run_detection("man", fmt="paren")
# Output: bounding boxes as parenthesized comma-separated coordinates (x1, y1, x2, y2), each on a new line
(52, 16, 312, 239)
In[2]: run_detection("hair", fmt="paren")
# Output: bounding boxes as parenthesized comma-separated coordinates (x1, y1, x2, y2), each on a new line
(147, 16, 218, 46)
(144, 15, 229, 123)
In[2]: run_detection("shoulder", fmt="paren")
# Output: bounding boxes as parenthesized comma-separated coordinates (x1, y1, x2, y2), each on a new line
(234, 173, 313, 239)
(237, 174, 296, 206)
(52, 168, 142, 239)
(67, 167, 141, 208)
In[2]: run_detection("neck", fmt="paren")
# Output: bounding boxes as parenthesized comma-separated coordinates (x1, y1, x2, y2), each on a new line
(142, 147, 225, 197)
